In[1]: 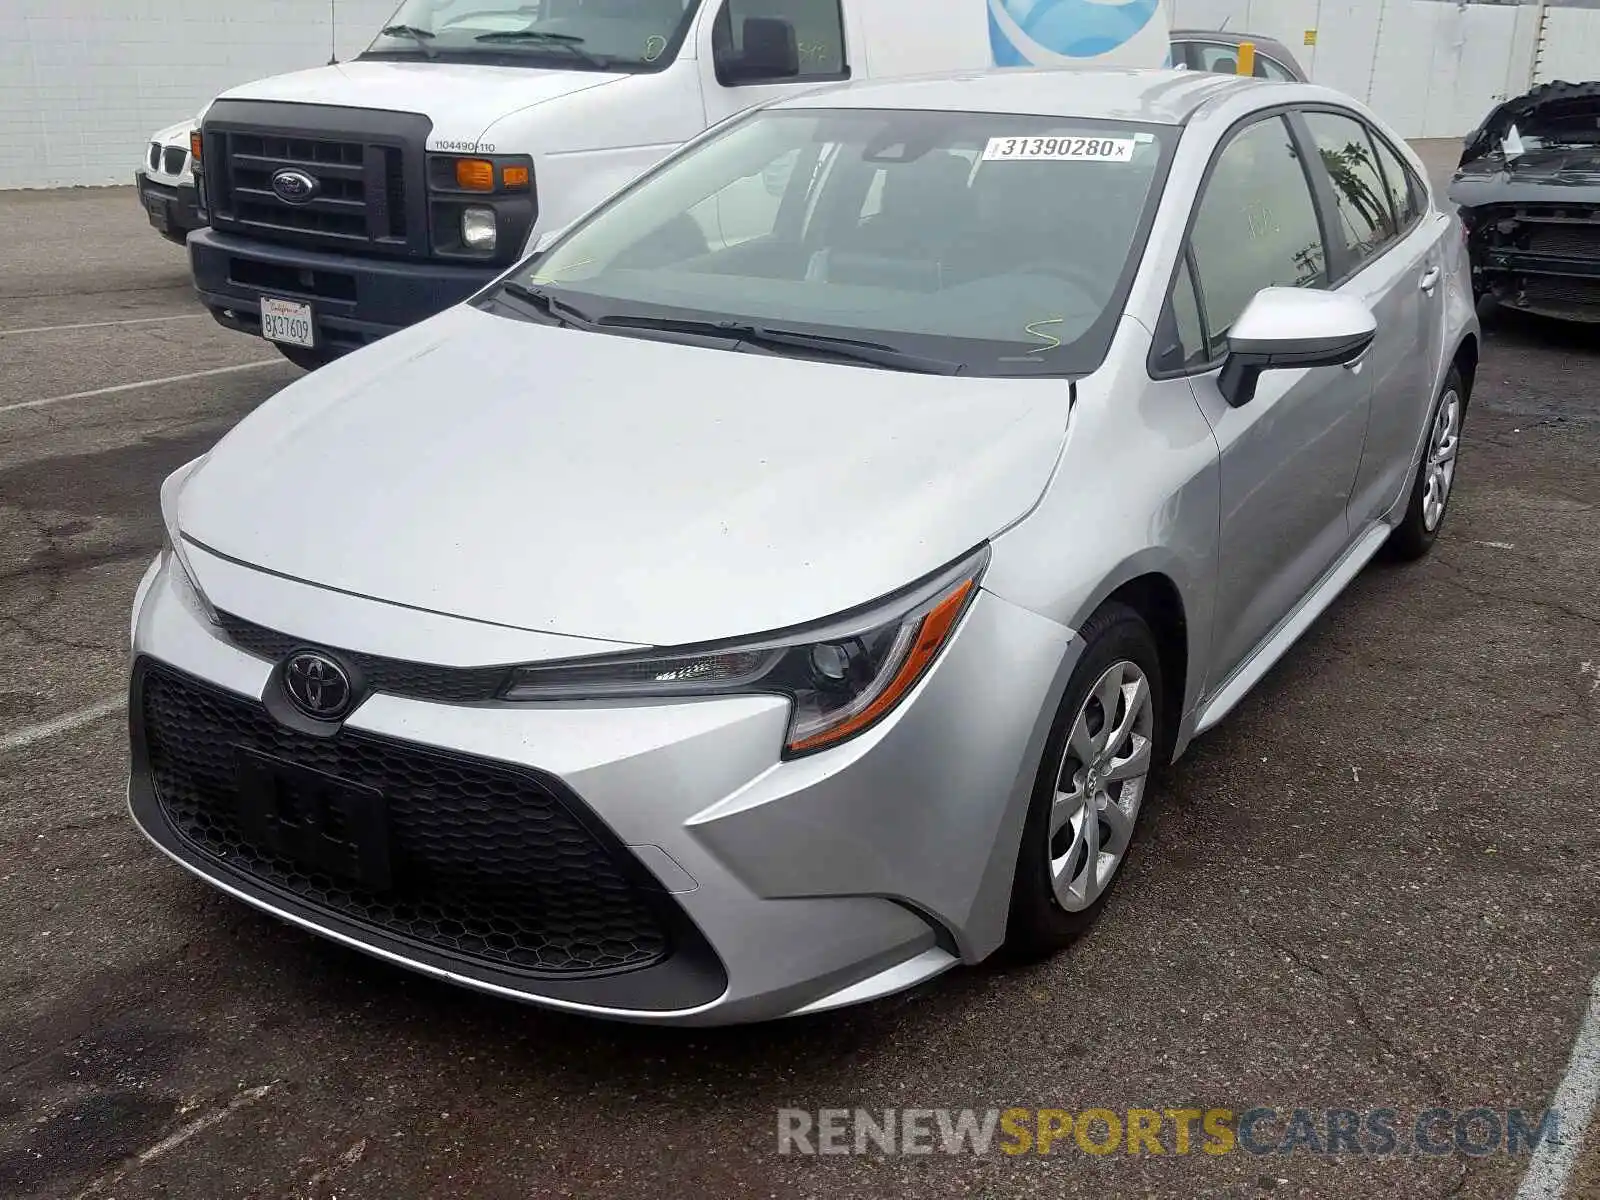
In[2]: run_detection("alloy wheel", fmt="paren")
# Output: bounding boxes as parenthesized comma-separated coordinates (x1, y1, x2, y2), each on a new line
(1048, 659, 1155, 912)
(1422, 388, 1461, 532)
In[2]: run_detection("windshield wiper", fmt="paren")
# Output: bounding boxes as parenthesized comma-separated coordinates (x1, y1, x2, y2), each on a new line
(596, 315, 964, 375)
(377, 24, 438, 57)
(498, 281, 599, 329)
(474, 29, 610, 68)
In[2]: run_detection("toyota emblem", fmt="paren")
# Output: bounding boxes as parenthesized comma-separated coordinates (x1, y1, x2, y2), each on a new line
(270, 167, 320, 205)
(282, 651, 353, 720)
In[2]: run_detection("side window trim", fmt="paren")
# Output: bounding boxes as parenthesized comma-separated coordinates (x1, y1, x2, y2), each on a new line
(1148, 108, 1333, 381)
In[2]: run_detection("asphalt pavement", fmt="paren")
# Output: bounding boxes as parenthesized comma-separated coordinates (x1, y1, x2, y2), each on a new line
(0, 143, 1597, 1200)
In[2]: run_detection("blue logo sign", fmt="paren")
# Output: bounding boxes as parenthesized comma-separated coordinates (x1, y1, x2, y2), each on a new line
(989, 0, 1162, 66)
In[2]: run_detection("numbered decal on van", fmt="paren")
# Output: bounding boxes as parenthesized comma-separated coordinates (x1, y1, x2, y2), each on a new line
(982, 135, 1136, 162)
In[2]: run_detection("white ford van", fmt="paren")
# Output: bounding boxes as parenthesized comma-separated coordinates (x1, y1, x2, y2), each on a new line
(187, 0, 1175, 368)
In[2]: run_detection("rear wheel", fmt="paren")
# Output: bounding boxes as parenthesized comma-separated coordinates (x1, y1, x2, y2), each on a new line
(1386, 366, 1466, 561)
(1006, 603, 1164, 958)
(273, 344, 338, 372)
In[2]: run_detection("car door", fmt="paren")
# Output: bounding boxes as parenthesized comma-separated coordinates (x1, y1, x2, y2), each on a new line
(1155, 114, 1373, 689)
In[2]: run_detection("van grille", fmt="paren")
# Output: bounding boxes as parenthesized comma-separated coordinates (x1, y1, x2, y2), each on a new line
(199, 103, 430, 257)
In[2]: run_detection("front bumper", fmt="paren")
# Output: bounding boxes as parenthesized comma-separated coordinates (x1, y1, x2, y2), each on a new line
(128, 546, 1077, 1024)
(135, 171, 201, 241)
(188, 229, 499, 357)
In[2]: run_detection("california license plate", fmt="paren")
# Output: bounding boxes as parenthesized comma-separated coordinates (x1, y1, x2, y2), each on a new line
(260, 296, 314, 348)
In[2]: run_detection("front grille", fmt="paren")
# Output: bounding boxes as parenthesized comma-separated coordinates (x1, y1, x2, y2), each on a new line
(162, 145, 187, 176)
(148, 142, 161, 172)
(1522, 275, 1600, 305)
(227, 131, 373, 241)
(1524, 223, 1600, 260)
(140, 663, 671, 976)
(217, 612, 511, 704)
(200, 101, 429, 256)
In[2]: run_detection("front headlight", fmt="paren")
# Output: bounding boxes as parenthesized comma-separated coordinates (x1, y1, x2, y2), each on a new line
(158, 457, 219, 626)
(502, 546, 988, 757)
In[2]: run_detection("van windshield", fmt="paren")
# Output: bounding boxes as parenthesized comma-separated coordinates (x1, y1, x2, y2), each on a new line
(494, 107, 1174, 376)
(364, 0, 700, 71)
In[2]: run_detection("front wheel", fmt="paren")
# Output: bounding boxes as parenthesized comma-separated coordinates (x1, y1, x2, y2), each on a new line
(273, 343, 339, 372)
(1006, 602, 1165, 958)
(1386, 366, 1466, 561)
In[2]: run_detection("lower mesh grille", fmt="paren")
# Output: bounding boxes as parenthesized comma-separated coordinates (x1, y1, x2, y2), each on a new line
(140, 663, 670, 976)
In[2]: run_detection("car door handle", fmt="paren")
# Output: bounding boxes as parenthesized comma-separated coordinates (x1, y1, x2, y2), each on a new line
(1419, 266, 1441, 292)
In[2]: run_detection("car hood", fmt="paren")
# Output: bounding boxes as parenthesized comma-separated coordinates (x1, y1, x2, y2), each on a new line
(213, 60, 626, 151)
(151, 119, 197, 147)
(178, 306, 1073, 647)
(1460, 80, 1600, 166)
(1450, 144, 1600, 207)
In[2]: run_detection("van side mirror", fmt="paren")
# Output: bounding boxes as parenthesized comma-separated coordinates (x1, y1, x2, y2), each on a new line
(718, 16, 800, 84)
(1218, 287, 1377, 408)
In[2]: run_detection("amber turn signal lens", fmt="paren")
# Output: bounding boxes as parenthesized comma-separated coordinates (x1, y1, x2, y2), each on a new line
(189, 131, 202, 161)
(454, 158, 495, 191)
(502, 164, 530, 190)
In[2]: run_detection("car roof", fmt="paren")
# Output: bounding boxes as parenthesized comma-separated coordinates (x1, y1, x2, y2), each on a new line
(774, 67, 1273, 127)
(1170, 28, 1293, 54)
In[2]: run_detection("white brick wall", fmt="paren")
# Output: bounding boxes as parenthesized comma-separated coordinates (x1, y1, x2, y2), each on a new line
(0, 0, 396, 189)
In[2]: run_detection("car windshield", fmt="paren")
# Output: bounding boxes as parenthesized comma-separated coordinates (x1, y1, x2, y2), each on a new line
(364, 0, 700, 71)
(493, 107, 1174, 376)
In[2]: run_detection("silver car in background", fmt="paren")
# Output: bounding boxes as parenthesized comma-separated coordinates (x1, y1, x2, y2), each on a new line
(129, 68, 1478, 1024)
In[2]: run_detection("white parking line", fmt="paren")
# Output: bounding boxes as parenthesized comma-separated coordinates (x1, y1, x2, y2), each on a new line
(1517, 975, 1600, 1199)
(0, 313, 208, 337)
(0, 360, 280, 416)
(0, 697, 123, 754)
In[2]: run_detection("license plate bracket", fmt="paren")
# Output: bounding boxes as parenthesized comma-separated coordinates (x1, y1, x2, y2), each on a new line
(143, 192, 170, 232)
(260, 296, 315, 348)
(235, 749, 392, 889)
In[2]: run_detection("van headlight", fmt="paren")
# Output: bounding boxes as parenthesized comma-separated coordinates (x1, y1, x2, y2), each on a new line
(462, 206, 497, 250)
(502, 546, 988, 757)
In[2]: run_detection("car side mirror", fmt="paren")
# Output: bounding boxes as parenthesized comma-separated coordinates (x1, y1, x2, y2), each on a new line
(718, 17, 800, 84)
(1218, 288, 1378, 408)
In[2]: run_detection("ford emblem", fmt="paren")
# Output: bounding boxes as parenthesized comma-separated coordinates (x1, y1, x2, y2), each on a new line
(270, 167, 320, 205)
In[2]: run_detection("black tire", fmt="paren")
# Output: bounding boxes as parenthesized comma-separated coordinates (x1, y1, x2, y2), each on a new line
(1005, 602, 1166, 959)
(1385, 365, 1468, 562)
(273, 343, 339, 372)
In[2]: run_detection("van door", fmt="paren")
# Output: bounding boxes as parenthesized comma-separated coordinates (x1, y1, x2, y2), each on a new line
(691, 0, 852, 247)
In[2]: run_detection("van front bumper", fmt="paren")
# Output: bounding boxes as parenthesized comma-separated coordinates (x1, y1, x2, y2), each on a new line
(188, 229, 499, 357)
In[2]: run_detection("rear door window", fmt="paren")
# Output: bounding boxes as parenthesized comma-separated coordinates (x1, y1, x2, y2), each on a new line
(1370, 131, 1424, 232)
(1301, 111, 1399, 276)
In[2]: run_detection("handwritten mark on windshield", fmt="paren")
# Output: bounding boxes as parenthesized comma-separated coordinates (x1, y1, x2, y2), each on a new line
(1024, 317, 1065, 355)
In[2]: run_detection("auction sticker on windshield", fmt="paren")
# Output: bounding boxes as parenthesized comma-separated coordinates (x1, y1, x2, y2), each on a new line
(982, 135, 1136, 162)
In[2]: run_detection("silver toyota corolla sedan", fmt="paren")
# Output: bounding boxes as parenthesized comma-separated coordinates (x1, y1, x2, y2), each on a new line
(129, 68, 1478, 1024)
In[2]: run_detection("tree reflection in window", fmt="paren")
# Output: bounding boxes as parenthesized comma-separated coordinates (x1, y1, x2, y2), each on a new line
(1304, 112, 1398, 268)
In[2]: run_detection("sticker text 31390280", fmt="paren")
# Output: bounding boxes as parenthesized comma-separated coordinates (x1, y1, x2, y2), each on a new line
(982, 136, 1135, 162)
